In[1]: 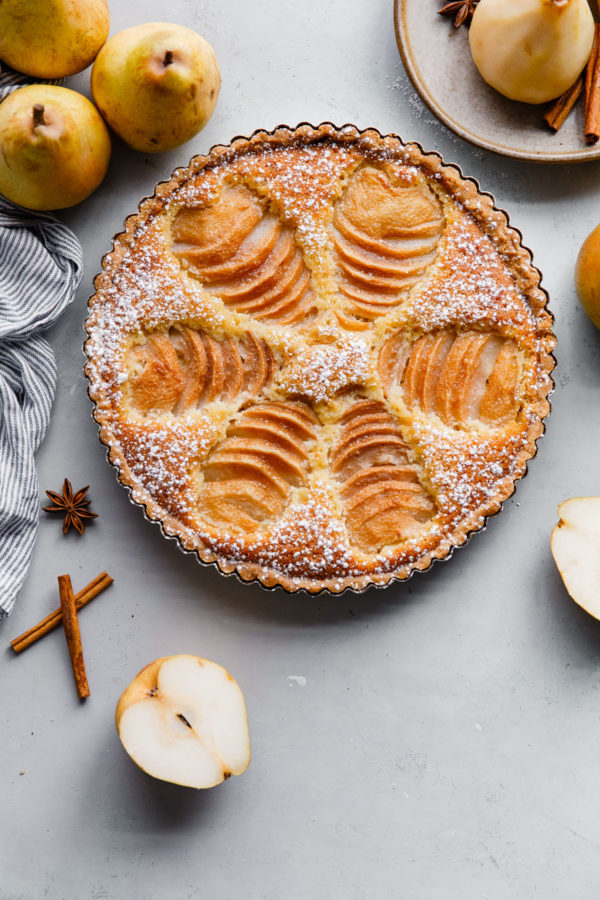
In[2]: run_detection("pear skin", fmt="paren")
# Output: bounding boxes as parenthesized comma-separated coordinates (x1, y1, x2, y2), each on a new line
(0, 85, 111, 211)
(575, 223, 600, 330)
(0, 0, 109, 79)
(91, 23, 221, 154)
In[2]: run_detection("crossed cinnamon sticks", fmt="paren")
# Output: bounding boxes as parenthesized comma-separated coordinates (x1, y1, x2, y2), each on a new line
(10, 571, 113, 699)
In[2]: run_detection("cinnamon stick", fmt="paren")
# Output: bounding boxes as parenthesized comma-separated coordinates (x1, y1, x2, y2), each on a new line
(586, 24, 600, 143)
(10, 572, 112, 654)
(585, 25, 600, 118)
(58, 574, 89, 700)
(544, 75, 584, 132)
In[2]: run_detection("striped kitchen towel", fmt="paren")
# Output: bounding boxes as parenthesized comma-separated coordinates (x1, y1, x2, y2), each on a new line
(0, 64, 61, 102)
(0, 69, 83, 618)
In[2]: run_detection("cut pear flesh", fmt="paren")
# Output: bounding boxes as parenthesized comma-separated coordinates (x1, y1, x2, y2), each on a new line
(115, 655, 250, 788)
(551, 498, 600, 620)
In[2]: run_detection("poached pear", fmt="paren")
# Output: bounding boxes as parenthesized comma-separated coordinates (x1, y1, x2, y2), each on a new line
(0, 85, 111, 211)
(0, 0, 109, 79)
(469, 0, 594, 104)
(91, 22, 221, 154)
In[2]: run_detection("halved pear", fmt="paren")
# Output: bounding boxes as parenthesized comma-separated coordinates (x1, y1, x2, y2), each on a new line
(551, 498, 600, 620)
(115, 655, 250, 789)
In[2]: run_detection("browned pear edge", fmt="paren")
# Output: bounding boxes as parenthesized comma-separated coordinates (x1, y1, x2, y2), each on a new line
(85, 122, 557, 596)
(115, 657, 166, 731)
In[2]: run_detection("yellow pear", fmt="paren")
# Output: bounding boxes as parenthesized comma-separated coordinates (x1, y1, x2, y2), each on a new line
(469, 0, 594, 104)
(91, 22, 221, 154)
(575, 223, 600, 330)
(0, 85, 111, 211)
(0, 0, 109, 79)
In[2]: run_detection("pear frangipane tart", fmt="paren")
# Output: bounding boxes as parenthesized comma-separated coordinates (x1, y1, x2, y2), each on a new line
(85, 124, 555, 593)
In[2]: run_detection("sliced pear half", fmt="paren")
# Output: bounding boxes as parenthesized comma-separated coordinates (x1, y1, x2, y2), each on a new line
(115, 655, 250, 788)
(551, 498, 600, 620)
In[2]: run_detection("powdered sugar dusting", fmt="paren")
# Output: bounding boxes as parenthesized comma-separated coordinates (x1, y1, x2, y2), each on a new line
(407, 211, 538, 340)
(410, 418, 529, 525)
(116, 416, 220, 517)
(86, 231, 228, 403)
(211, 488, 357, 580)
(278, 338, 371, 403)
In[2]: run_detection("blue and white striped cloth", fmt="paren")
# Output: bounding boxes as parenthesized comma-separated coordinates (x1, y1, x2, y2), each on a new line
(0, 67, 83, 617)
(0, 65, 61, 102)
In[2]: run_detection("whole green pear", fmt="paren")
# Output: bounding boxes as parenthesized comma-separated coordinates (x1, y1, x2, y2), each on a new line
(0, 85, 111, 211)
(0, 0, 109, 79)
(91, 22, 221, 154)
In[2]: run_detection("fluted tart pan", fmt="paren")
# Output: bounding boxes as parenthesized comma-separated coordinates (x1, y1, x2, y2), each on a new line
(84, 123, 556, 594)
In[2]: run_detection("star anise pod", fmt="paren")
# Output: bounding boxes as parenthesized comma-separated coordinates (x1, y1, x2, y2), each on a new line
(438, 0, 480, 28)
(43, 479, 98, 536)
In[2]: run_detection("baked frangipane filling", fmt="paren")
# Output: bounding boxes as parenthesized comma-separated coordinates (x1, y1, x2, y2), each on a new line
(85, 124, 555, 593)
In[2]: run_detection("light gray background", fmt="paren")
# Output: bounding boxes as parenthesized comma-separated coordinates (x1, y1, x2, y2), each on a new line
(2, 1, 600, 898)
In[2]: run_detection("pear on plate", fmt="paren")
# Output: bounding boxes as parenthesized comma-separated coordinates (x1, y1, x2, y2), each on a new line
(91, 22, 221, 154)
(575, 223, 600, 330)
(551, 498, 600, 620)
(469, 0, 594, 104)
(0, 85, 111, 211)
(115, 655, 251, 789)
(0, 0, 109, 79)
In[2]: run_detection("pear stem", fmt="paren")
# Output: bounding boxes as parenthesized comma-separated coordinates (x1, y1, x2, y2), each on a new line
(32, 104, 45, 128)
(163, 50, 174, 67)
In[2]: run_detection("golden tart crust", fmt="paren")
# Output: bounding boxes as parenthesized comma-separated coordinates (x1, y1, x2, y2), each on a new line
(85, 124, 556, 593)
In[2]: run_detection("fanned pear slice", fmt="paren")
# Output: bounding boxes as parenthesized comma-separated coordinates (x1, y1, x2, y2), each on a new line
(115, 655, 251, 789)
(551, 498, 600, 620)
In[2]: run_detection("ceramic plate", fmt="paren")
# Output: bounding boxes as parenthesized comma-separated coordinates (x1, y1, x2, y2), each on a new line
(394, 0, 600, 163)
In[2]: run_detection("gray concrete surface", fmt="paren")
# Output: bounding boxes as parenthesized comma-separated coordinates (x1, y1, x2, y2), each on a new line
(2, 1, 600, 898)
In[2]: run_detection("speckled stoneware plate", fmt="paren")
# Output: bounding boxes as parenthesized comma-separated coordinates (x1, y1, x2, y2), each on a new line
(394, 0, 600, 163)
